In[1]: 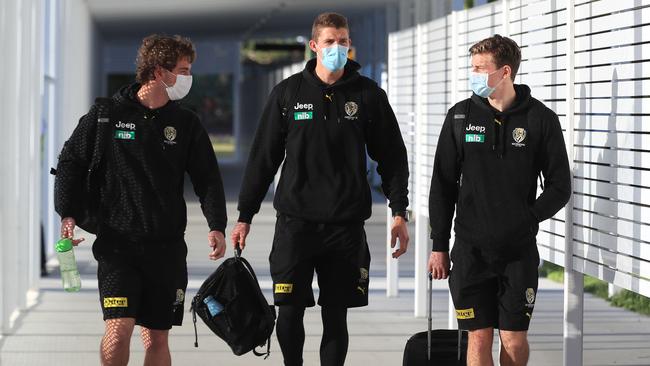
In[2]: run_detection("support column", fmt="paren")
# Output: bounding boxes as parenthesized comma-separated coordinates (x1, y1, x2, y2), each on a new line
(563, 2, 583, 365)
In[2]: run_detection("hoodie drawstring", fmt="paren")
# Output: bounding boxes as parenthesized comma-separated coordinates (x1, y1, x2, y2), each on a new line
(335, 92, 343, 123)
(491, 116, 501, 156)
(491, 119, 497, 153)
(324, 91, 333, 121)
(492, 115, 507, 159)
(324, 90, 343, 123)
(500, 117, 507, 158)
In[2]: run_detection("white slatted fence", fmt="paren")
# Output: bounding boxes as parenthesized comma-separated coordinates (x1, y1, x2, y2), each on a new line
(387, 0, 650, 364)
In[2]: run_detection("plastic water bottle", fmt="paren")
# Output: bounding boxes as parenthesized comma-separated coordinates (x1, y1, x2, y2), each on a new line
(55, 238, 81, 292)
(203, 295, 224, 316)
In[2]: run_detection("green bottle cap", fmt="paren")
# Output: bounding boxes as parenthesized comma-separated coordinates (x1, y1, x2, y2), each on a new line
(55, 238, 73, 252)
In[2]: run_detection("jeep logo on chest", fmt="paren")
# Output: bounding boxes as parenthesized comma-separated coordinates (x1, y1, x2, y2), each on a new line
(294, 102, 313, 111)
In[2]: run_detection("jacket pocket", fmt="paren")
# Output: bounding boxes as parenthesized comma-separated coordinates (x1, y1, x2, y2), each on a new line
(528, 207, 539, 236)
(481, 198, 535, 248)
(454, 176, 483, 244)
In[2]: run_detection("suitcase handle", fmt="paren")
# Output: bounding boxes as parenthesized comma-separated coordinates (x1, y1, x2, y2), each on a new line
(427, 272, 464, 362)
(427, 273, 432, 361)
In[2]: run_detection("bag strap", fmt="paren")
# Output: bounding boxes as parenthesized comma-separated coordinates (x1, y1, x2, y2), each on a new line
(526, 111, 545, 191)
(91, 97, 113, 172)
(49, 97, 113, 177)
(234, 247, 258, 281)
(84, 97, 113, 226)
(252, 336, 271, 359)
(280, 74, 303, 133)
(452, 99, 470, 169)
(359, 77, 375, 124)
(191, 298, 199, 347)
(235, 247, 274, 359)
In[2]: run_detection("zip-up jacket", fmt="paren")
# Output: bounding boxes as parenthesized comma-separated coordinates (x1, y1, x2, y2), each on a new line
(429, 84, 571, 255)
(238, 59, 409, 224)
(55, 83, 227, 241)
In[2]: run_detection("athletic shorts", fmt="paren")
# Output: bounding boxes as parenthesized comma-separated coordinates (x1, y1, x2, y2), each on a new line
(448, 239, 539, 331)
(92, 235, 188, 330)
(269, 214, 371, 308)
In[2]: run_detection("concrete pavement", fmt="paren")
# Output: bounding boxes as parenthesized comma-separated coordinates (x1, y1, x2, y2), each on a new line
(1, 202, 649, 365)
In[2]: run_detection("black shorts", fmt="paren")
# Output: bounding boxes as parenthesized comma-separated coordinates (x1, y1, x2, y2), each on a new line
(448, 240, 539, 331)
(270, 214, 371, 308)
(93, 236, 188, 330)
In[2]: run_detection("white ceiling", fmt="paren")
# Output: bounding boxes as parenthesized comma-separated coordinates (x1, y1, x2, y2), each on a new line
(87, 0, 400, 38)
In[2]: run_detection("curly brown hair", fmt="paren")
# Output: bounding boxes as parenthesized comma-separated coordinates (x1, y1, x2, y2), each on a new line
(469, 34, 521, 81)
(135, 34, 196, 83)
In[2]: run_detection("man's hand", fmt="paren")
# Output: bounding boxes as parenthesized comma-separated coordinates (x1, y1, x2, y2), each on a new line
(60, 217, 85, 246)
(428, 251, 450, 280)
(390, 216, 409, 258)
(230, 222, 250, 251)
(208, 231, 226, 260)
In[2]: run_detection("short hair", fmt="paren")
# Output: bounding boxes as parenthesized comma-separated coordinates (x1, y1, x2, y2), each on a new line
(135, 34, 196, 83)
(311, 12, 349, 41)
(469, 34, 521, 81)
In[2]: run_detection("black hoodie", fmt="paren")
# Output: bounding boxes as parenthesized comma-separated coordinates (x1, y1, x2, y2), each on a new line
(238, 59, 409, 224)
(428, 84, 571, 256)
(55, 83, 227, 241)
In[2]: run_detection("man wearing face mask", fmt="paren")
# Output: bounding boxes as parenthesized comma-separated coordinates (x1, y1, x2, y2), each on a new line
(427, 35, 571, 366)
(54, 34, 227, 366)
(230, 12, 409, 366)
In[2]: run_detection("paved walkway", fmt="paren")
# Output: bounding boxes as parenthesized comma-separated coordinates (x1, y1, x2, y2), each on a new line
(1, 202, 649, 365)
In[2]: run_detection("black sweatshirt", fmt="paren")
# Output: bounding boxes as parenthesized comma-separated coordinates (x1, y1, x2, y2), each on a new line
(55, 83, 227, 241)
(238, 59, 409, 224)
(429, 84, 571, 255)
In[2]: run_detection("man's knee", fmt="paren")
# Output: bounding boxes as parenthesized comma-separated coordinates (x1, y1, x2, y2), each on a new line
(141, 328, 169, 352)
(499, 330, 528, 355)
(102, 318, 135, 354)
(469, 327, 494, 350)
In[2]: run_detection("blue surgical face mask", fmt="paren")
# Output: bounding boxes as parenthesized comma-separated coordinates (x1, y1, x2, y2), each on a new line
(469, 68, 504, 98)
(320, 44, 349, 71)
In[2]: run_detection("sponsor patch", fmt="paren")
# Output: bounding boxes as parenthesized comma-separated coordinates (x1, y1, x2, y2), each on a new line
(104, 297, 128, 308)
(465, 134, 485, 143)
(294, 111, 313, 121)
(114, 130, 135, 140)
(466, 123, 486, 134)
(294, 102, 313, 110)
(115, 121, 136, 130)
(275, 283, 294, 294)
(456, 308, 475, 319)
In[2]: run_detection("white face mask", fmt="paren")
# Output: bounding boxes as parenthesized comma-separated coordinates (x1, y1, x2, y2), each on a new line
(161, 70, 192, 100)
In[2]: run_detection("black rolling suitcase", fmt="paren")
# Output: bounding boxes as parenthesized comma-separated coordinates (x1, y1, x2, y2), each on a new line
(403, 274, 468, 365)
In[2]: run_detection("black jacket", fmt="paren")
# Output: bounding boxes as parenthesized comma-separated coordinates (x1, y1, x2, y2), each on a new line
(429, 84, 571, 255)
(238, 59, 409, 223)
(55, 83, 227, 241)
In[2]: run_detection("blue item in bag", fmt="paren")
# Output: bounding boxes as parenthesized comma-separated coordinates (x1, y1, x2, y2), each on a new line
(203, 295, 224, 316)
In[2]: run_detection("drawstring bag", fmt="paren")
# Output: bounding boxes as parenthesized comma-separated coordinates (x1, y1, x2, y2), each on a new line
(191, 248, 276, 358)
